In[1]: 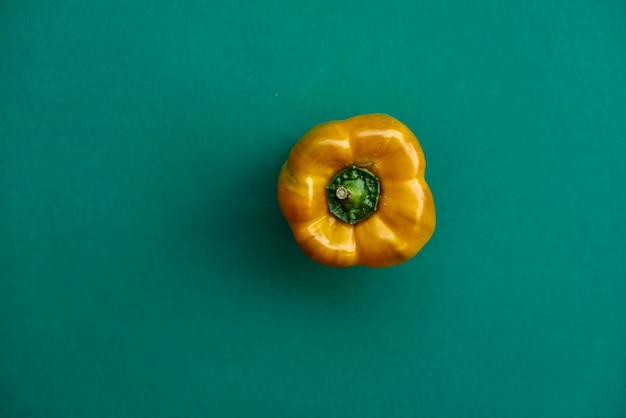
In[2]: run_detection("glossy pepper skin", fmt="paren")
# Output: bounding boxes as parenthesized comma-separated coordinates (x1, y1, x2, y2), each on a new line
(277, 114, 435, 268)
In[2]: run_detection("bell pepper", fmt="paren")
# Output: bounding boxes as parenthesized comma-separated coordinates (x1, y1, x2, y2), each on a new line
(277, 114, 435, 268)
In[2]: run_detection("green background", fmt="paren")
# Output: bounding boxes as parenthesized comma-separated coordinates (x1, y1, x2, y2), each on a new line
(2, 1, 625, 417)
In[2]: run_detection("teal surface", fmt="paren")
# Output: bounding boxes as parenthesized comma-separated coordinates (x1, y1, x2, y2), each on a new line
(2, 1, 626, 417)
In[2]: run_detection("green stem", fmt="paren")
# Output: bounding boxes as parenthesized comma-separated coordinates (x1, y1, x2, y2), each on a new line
(326, 166, 380, 224)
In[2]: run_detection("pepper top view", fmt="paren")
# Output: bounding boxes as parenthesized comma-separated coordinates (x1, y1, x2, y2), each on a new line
(278, 114, 435, 268)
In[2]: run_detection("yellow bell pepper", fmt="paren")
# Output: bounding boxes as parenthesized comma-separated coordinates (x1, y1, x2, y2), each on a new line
(277, 114, 435, 268)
